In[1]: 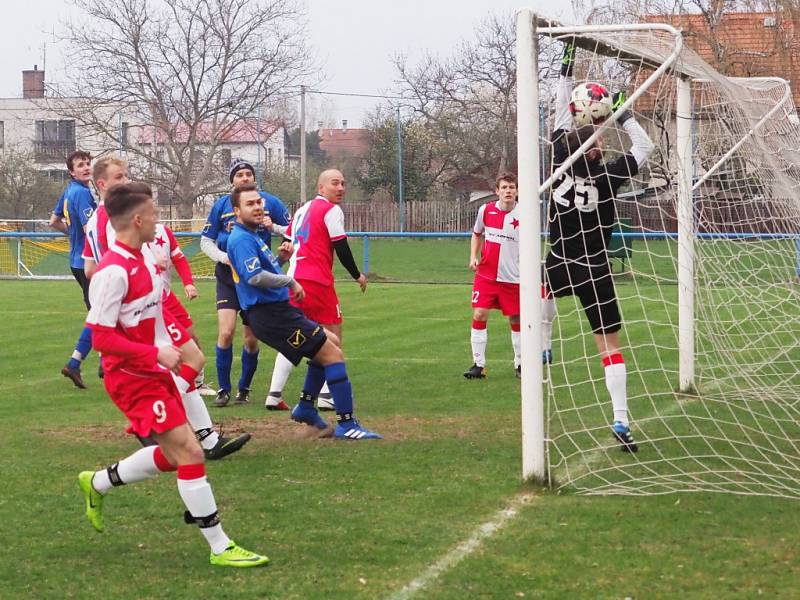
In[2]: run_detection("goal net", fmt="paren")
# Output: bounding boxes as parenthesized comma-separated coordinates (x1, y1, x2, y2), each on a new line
(517, 15, 800, 499)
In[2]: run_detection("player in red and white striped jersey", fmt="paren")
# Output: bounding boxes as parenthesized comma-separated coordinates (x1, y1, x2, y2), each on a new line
(82, 158, 249, 459)
(464, 173, 522, 379)
(77, 182, 268, 567)
(264, 169, 367, 412)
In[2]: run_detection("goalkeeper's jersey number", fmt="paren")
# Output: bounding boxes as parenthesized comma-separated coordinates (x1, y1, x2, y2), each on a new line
(553, 173, 599, 212)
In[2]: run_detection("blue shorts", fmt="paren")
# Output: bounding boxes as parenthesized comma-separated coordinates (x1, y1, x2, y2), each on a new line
(215, 263, 248, 325)
(245, 302, 328, 365)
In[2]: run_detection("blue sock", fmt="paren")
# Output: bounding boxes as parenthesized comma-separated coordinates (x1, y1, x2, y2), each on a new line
(215, 345, 233, 391)
(237, 349, 259, 390)
(324, 362, 353, 419)
(68, 327, 93, 370)
(302, 361, 327, 398)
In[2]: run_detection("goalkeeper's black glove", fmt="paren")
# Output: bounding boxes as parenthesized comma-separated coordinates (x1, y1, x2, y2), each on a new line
(612, 90, 632, 125)
(560, 40, 576, 77)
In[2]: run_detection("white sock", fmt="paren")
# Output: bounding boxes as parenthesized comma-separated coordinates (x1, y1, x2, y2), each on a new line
(92, 446, 162, 494)
(179, 388, 219, 449)
(541, 295, 556, 352)
(269, 353, 295, 397)
(177, 471, 231, 554)
(510, 329, 521, 368)
(470, 327, 488, 367)
(604, 357, 628, 425)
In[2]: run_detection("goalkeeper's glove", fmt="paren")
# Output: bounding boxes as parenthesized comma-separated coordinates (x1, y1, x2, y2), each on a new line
(560, 40, 576, 77)
(612, 90, 632, 125)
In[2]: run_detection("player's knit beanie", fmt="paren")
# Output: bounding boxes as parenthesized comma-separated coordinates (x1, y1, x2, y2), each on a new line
(229, 158, 255, 183)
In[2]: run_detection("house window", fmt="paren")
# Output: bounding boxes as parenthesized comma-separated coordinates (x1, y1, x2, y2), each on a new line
(34, 119, 76, 162)
(0, 121, 4, 148)
(268, 147, 273, 163)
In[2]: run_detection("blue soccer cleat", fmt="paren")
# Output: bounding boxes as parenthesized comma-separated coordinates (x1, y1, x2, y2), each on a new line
(612, 421, 638, 453)
(291, 403, 329, 430)
(334, 419, 383, 440)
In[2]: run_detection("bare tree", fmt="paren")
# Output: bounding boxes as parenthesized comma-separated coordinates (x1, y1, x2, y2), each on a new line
(57, 0, 313, 217)
(0, 149, 65, 221)
(394, 13, 518, 190)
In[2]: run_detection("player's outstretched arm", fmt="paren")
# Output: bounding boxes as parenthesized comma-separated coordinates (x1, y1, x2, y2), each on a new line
(554, 40, 576, 133)
(613, 92, 655, 168)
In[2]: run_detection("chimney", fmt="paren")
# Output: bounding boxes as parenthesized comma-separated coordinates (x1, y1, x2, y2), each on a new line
(23, 65, 45, 99)
(342, 119, 348, 134)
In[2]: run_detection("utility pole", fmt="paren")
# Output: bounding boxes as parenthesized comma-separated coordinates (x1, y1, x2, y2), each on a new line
(396, 104, 404, 232)
(300, 85, 307, 204)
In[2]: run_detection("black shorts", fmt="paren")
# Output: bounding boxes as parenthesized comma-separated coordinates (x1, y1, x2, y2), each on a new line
(215, 263, 248, 325)
(71, 267, 91, 310)
(245, 302, 328, 366)
(544, 253, 621, 334)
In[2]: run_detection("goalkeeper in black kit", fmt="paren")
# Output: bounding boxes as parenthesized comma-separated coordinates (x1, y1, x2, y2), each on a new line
(542, 41, 655, 452)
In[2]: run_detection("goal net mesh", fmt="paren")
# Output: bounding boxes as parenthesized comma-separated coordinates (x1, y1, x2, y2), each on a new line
(536, 26, 800, 498)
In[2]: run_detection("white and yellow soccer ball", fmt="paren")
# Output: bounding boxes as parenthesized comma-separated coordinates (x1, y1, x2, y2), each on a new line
(569, 82, 613, 127)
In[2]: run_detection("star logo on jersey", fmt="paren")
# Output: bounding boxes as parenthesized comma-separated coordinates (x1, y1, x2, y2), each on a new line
(511, 218, 520, 229)
(153, 264, 164, 275)
(245, 257, 259, 273)
(287, 329, 306, 348)
(155, 236, 166, 247)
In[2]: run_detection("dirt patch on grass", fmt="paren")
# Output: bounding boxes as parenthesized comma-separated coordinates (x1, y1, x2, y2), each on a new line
(43, 414, 485, 445)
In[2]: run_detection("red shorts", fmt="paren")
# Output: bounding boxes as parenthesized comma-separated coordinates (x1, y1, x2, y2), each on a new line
(163, 291, 193, 330)
(103, 367, 187, 438)
(471, 276, 520, 317)
(290, 278, 342, 325)
(161, 305, 192, 347)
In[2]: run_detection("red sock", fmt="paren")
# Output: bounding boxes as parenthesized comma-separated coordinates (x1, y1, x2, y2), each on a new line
(472, 320, 487, 330)
(178, 364, 199, 392)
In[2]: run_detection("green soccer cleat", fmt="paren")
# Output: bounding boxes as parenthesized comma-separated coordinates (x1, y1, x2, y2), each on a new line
(78, 471, 105, 532)
(210, 541, 269, 568)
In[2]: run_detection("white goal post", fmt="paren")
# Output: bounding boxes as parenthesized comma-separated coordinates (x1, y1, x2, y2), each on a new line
(516, 10, 800, 498)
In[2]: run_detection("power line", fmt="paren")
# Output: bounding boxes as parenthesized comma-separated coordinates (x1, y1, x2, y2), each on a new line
(305, 89, 407, 101)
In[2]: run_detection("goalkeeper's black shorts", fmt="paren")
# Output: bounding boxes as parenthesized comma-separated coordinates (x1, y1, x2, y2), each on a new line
(544, 253, 622, 335)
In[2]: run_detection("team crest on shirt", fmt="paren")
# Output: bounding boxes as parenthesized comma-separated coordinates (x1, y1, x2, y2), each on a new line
(287, 329, 306, 348)
(84, 207, 94, 219)
(245, 257, 259, 272)
(202, 223, 210, 233)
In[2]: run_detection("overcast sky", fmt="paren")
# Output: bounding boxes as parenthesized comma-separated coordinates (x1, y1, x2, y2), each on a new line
(1, 0, 573, 126)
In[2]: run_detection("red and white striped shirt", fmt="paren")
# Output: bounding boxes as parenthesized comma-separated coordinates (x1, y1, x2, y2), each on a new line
(473, 201, 520, 284)
(83, 213, 192, 295)
(286, 196, 346, 286)
(86, 241, 173, 374)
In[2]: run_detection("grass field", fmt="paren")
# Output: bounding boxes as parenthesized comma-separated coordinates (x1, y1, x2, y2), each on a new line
(1, 266, 798, 598)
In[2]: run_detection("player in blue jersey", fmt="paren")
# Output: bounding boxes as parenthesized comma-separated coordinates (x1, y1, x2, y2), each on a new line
(227, 183, 381, 440)
(200, 158, 290, 407)
(50, 150, 98, 389)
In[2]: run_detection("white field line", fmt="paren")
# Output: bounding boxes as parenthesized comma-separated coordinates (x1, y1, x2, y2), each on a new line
(387, 492, 536, 600)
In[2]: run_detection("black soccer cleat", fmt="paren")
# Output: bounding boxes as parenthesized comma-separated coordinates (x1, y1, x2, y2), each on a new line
(463, 364, 487, 379)
(612, 421, 639, 453)
(98, 363, 105, 379)
(213, 389, 231, 408)
(235, 388, 251, 405)
(62, 365, 87, 389)
(515, 366, 521, 379)
(204, 433, 252, 461)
